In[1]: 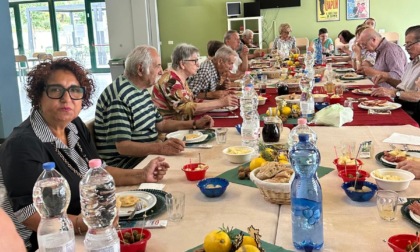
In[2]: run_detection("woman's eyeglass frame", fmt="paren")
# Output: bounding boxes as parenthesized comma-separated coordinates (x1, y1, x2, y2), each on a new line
(183, 59, 199, 65)
(45, 84, 86, 100)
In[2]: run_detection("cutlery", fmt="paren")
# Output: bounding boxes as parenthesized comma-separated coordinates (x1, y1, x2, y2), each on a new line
(185, 144, 213, 149)
(128, 201, 142, 220)
(210, 115, 239, 119)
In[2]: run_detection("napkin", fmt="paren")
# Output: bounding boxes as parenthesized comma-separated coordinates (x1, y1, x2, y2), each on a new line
(138, 183, 165, 190)
(383, 133, 420, 146)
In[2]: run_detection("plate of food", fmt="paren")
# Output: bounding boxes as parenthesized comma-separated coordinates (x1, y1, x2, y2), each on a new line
(409, 201, 420, 224)
(352, 88, 374, 95)
(358, 100, 402, 110)
(332, 62, 348, 66)
(117, 191, 157, 217)
(334, 68, 355, 73)
(375, 149, 420, 168)
(166, 130, 204, 142)
(340, 73, 365, 80)
(209, 106, 238, 112)
(275, 93, 301, 104)
(250, 63, 271, 69)
(401, 199, 420, 228)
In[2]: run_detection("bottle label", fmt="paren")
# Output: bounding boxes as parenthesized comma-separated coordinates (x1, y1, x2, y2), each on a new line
(87, 243, 119, 252)
(41, 238, 75, 252)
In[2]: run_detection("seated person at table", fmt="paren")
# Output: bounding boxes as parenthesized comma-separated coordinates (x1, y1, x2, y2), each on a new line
(95, 45, 213, 169)
(272, 23, 296, 53)
(363, 17, 376, 29)
(0, 58, 171, 251)
(309, 28, 334, 54)
(206, 40, 224, 60)
(152, 43, 238, 120)
(224, 30, 249, 74)
(397, 159, 420, 179)
(357, 28, 407, 88)
(371, 25, 420, 96)
(352, 24, 376, 69)
(241, 29, 262, 59)
(337, 30, 355, 55)
(188, 45, 237, 99)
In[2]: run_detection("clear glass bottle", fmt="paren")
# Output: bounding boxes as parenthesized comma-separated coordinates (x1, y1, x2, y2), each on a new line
(288, 118, 317, 149)
(33, 162, 75, 252)
(262, 115, 282, 143)
(289, 134, 324, 251)
(80, 159, 119, 252)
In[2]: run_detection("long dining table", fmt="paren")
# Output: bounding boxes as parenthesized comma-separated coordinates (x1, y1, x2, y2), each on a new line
(74, 124, 420, 251)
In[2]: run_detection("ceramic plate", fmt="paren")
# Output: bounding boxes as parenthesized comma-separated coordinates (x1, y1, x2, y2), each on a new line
(334, 68, 355, 73)
(375, 151, 396, 168)
(275, 94, 301, 104)
(358, 101, 402, 110)
(209, 106, 238, 112)
(409, 210, 420, 224)
(379, 150, 420, 167)
(117, 191, 157, 217)
(351, 88, 374, 95)
(119, 189, 167, 222)
(166, 130, 203, 142)
(332, 62, 348, 66)
(401, 199, 420, 228)
(340, 74, 365, 80)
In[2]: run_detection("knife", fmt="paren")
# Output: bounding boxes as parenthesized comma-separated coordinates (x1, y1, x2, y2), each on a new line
(186, 144, 213, 149)
(210, 115, 239, 119)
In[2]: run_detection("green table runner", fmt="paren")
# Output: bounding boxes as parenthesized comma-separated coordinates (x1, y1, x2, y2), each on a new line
(217, 163, 334, 188)
(186, 228, 294, 252)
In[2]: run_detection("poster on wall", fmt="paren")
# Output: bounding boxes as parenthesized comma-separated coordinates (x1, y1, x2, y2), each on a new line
(317, 0, 340, 22)
(346, 0, 370, 20)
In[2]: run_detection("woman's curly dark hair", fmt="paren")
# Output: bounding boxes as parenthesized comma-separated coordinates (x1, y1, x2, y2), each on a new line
(26, 58, 95, 109)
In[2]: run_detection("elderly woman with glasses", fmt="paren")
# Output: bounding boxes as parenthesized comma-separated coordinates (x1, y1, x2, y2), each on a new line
(272, 23, 297, 52)
(152, 43, 238, 120)
(0, 58, 170, 251)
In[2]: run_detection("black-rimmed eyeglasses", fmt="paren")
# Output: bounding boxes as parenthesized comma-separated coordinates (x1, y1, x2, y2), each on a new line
(183, 59, 199, 65)
(404, 41, 419, 49)
(45, 84, 85, 100)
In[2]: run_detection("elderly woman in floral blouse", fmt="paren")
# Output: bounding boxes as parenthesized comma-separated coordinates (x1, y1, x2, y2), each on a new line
(272, 23, 297, 52)
(152, 43, 238, 120)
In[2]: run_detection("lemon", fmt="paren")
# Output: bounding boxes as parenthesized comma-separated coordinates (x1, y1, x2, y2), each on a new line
(278, 152, 288, 161)
(266, 107, 277, 116)
(203, 230, 232, 252)
(242, 236, 258, 247)
(281, 106, 292, 116)
(279, 160, 290, 165)
(235, 244, 260, 252)
(249, 157, 267, 171)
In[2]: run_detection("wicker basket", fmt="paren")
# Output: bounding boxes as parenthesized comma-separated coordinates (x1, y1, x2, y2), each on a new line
(263, 71, 281, 79)
(249, 168, 294, 205)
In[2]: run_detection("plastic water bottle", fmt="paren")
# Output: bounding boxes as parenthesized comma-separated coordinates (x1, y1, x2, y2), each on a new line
(80, 159, 119, 252)
(33, 162, 75, 252)
(288, 118, 317, 148)
(289, 134, 323, 251)
(314, 39, 323, 65)
(241, 71, 254, 90)
(240, 83, 260, 152)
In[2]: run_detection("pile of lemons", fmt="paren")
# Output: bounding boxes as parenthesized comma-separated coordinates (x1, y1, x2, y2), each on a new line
(249, 147, 290, 171)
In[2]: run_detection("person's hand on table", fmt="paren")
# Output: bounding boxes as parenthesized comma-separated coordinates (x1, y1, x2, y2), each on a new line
(372, 73, 390, 85)
(371, 87, 395, 98)
(159, 138, 185, 155)
(196, 114, 214, 129)
(397, 160, 420, 179)
(210, 90, 233, 99)
(143, 156, 170, 182)
(220, 94, 239, 107)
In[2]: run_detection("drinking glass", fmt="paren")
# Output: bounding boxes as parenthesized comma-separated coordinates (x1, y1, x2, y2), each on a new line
(165, 191, 185, 222)
(215, 127, 228, 144)
(376, 190, 398, 221)
(340, 140, 356, 158)
(260, 75, 267, 94)
(335, 84, 344, 96)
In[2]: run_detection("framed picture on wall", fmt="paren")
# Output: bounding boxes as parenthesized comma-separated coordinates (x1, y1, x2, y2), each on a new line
(317, 0, 340, 22)
(346, 0, 370, 20)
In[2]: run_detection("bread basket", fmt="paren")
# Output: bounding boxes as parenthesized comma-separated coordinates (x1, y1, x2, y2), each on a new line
(263, 70, 281, 79)
(249, 168, 294, 205)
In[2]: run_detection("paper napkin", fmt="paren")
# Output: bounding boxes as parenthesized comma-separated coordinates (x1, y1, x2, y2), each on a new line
(138, 183, 165, 190)
(383, 133, 420, 146)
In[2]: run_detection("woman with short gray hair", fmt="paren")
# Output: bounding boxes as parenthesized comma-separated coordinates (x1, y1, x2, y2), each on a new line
(152, 43, 238, 120)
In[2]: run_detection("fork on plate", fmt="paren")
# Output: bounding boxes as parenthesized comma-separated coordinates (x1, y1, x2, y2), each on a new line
(127, 201, 142, 220)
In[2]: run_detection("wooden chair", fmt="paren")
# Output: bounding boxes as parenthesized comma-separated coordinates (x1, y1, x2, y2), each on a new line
(85, 119, 95, 140)
(37, 53, 53, 61)
(53, 51, 67, 57)
(295, 37, 309, 53)
(383, 32, 399, 44)
(15, 55, 29, 82)
(268, 41, 274, 49)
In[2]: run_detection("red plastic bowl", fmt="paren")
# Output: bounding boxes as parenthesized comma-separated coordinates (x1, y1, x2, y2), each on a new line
(182, 163, 208, 181)
(119, 228, 151, 252)
(333, 158, 363, 172)
(388, 234, 418, 252)
(329, 96, 344, 104)
(338, 169, 369, 182)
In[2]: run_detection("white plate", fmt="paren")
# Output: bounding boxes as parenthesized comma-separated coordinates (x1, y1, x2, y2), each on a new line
(275, 94, 301, 104)
(351, 88, 373, 95)
(358, 101, 402, 111)
(332, 62, 348, 66)
(381, 151, 420, 166)
(166, 130, 203, 142)
(334, 68, 354, 73)
(210, 106, 238, 112)
(341, 74, 365, 80)
(186, 134, 208, 143)
(409, 210, 420, 224)
(117, 191, 157, 217)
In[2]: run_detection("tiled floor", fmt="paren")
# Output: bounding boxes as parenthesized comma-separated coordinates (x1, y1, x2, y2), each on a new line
(18, 73, 112, 122)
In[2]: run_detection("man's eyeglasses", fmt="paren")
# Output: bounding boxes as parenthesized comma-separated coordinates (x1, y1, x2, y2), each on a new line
(45, 84, 85, 100)
(183, 59, 199, 65)
(403, 41, 419, 49)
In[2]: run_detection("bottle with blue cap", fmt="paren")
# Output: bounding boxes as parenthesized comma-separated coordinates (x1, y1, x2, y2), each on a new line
(289, 134, 323, 251)
(33, 162, 75, 251)
(80, 159, 119, 251)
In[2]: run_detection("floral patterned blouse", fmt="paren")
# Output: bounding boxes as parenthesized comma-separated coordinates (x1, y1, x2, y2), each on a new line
(152, 70, 198, 120)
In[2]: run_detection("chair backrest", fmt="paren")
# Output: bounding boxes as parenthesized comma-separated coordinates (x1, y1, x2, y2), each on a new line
(38, 53, 53, 61)
(15, 55, 27, 63)
(268, 41, 274, 49)
(334, 37, 345, 52)
(295, 37, 309, 53)
(84, 119, 95, 140)
(383, 32, 399, 44)
(53, 51, 67, 57)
